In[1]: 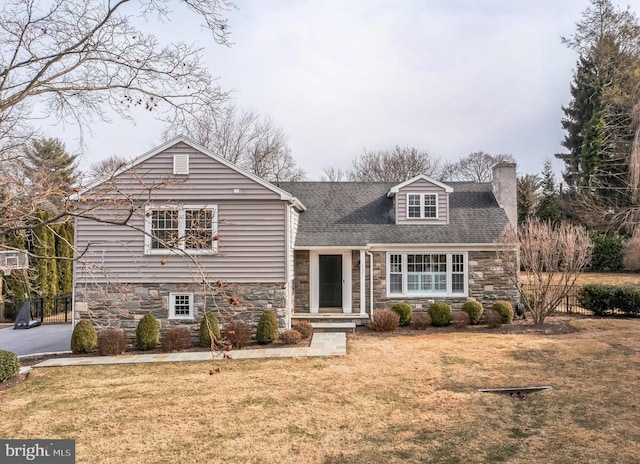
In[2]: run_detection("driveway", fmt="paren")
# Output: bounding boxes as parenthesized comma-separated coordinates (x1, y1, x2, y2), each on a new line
(0, 324, 72, 356)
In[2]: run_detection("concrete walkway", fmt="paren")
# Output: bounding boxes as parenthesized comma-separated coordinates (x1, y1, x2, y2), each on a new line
(32, 332, 346, 369)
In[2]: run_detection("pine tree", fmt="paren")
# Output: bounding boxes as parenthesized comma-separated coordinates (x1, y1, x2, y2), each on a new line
(23, 137, 78, 194)
(517, 174, 540, 225)
(536, 160, 563, 225)
(30, 212, 58, 312)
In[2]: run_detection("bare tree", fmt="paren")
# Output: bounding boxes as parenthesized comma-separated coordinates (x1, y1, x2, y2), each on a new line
(165, 105, 305, 182)
(348, 145, 443, 182)
(499, 219, 593, 324)
(443, 151, 515, 182)
(320, 167, 347, 182)
(87, 155, 129, 180)
(0, 0, 232, 153)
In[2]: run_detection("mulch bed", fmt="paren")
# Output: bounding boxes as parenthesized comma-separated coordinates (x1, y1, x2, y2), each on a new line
(355, 313, 586, 338)
(0, 373, 28, 393)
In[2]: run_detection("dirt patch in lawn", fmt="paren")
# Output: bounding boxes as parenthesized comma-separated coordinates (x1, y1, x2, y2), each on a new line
(0, 373, 28, 393)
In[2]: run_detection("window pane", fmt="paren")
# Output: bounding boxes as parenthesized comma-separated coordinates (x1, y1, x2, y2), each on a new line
(408, 195, 421, 218)
(173, 294, 191, 316)
(424, 194, 437, 218)
(184, 209, 213, 250)
(151, 210, 179, 249)
(390, 274, 403, 294)
(452, 274, 464, 293)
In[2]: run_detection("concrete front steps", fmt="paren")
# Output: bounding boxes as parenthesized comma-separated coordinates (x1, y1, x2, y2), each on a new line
(292, 313, 370, 333)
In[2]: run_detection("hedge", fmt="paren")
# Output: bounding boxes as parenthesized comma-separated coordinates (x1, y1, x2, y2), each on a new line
(578, 284, 640, 316)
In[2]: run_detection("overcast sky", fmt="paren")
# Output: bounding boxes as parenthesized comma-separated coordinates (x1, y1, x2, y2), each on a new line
(53, 0, 593, 180)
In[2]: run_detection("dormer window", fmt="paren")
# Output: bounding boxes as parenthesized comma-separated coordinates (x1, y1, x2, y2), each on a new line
(407, 193, 438, 219)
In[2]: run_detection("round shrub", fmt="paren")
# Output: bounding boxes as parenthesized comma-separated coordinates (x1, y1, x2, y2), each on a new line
(451, 310, 471, 328)
(410, 312, 432, 329)
(369, 308, 400, 331)
(428, 302, 452, 327)
(136, 313, 159, 350)
(98, 329, 126, 356)
(256, 309, 279, 344)
(162, 326, 192, 352)
(492, 301, 514, 324)
(71, 319, 98, 354)
(484, 308, 502, 328)
(280, 329, 303, 345)
(391, 302, 413, 326)
(461, 301, 484, 325)
(199, 311, 221, 347)
(0, 350, 20, 383)
(292, 321, 314, 339)
(223, 322, 252, 349)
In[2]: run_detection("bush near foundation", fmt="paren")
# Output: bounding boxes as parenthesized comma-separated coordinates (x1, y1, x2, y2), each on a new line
(410, 312, 432, 329)
(199, 311, 221, 347)
(461, 301, 484, 325)
(256, 309, 279, 344)
(484, 308, 502, 328)
(71, 319, 98, 354)
(292, 321, 314, 339)
(223, 322, 252, 349)
(280, 329, 302, 345)
(391, 302, 413, 326)
(98, 329, 126, 356)
(492, 301, 514, 324)
(370, 308, 400, 331)
(162, 326, 192, 352)
(136, 313, 159, 350)
(0, 350, 20, 383)
(428, 302, 452, 327)
(451, 310, 470, 328)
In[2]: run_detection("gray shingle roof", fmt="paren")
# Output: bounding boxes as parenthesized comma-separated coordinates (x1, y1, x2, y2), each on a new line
(278, 181, 509, 247)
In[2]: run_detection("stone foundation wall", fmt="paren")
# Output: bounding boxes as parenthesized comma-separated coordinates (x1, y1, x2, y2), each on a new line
(293, 251, 310, 312)
(370, 250, 518, 310)
(74, 282, 288, 346)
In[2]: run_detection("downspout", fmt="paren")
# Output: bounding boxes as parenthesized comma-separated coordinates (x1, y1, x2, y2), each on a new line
(366, 251, 374, 321)
(284, 203, 292, 330)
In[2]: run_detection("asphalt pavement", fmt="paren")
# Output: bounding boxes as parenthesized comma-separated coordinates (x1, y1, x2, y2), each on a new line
(0, 324, 72, 356)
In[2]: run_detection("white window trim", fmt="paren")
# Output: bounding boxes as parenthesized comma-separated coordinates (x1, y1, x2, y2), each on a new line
(144, 204, 218, 255)
(386, 252, 468, 298)
(169, 292, 194, 319)
(406, 193, 439, 219)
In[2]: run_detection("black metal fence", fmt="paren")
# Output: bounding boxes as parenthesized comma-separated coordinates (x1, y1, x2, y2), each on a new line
(0, 294, 72, 324)
(519, 285, 638, 316)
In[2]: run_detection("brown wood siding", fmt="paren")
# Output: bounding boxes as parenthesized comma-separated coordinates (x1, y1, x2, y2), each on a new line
(395, 179, 449, 225)
(75, 200, 287, 283)
(87, 142, 283, 202)
(76, 142, 289, 284)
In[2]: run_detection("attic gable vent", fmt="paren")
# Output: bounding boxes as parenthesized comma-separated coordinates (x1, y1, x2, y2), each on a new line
(173, 154, 189, 175)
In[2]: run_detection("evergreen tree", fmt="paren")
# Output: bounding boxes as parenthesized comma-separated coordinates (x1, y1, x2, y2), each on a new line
(23, 137, 79, 193)
(535, 160, 563, 225)
(30, 212, 58, 311)
(517, 174, 540, 225)
(55, 221, 74, 295)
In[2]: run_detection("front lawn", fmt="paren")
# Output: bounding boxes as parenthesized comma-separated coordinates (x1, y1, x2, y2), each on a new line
(1, 317, 639, 463)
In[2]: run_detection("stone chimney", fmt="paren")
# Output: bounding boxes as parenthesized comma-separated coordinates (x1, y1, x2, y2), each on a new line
(492, 162, 517, 227)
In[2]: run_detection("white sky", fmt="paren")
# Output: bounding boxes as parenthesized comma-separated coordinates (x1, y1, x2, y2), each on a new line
(49, 0, 591, 180)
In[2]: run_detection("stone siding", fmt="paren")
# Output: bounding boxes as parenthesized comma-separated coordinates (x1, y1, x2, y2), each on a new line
(75, 282, 288, 346)
(293, 250, 310, 312)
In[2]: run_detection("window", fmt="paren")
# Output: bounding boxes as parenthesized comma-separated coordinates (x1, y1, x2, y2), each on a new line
(170, 293, 194, 319)
(406, 193, 438, 219)
(387, 253, 466, 296)
(145, 205, 217, 254)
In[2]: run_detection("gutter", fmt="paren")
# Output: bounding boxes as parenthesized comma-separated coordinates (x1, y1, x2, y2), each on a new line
(366, 251, 374, 321)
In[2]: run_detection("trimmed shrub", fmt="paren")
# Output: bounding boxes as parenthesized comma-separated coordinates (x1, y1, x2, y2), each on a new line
(223, 322, 252, 349)
(579, 284, 640, 316)
(256, 309, 280, 344)
(484, 308, 502, 328)
(428, 302, 452, 327)
(370, 308, 400, 331)
(461, 300, 484, 325)
(492, 301, 514, 324)
(588, 232, 625, 272)
(162, 326, 192, 352)
(71, 319, 98, 354)
(451, 310, 470, 328)
(615, 285, 640, 316)
(391, 302, 413, 326)
(199, 312, 221, 347)
(292, 321, 314, 339)
(280, 329, 303, 345)
(0, 350, 20, 383)
(97, 329, 126, 356)
(410, 312, 432, 329)
(136, 313, 159, 350)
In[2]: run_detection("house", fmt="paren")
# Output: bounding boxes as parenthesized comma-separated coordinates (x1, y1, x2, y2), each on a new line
(73, 136, 518, 334)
